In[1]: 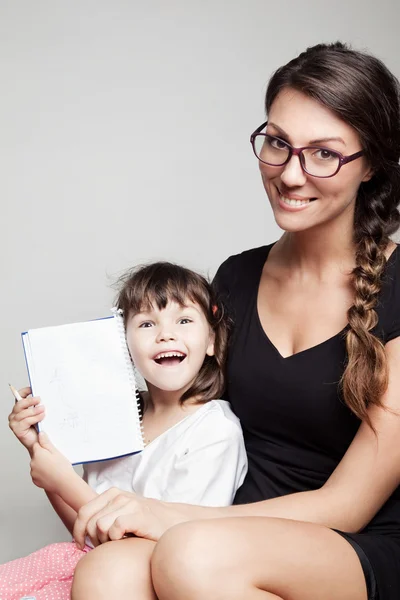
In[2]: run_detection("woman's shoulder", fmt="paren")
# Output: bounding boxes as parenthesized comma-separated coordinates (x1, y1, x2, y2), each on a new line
(213, 243, 274, 297)
(216, 244, 274, 278)
(377, 243, 400, 343)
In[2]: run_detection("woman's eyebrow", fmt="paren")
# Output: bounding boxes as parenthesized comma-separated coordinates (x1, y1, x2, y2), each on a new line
(309, 136, 346, 146)
(268, 122, 346, 146)
(268, 122, 291, 140)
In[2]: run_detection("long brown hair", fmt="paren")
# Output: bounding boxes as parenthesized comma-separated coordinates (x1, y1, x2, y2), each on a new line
(265, 42, 400, 423)
(115, 261, 230, 403)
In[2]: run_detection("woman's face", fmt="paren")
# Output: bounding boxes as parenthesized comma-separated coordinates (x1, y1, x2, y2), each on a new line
(260, 87, 372, 233)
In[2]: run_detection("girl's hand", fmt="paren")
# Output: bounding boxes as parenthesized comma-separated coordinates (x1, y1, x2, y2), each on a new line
(73, 487, 206, 548)
(30, 432, 75, 494)
(8, 387, 45, 454)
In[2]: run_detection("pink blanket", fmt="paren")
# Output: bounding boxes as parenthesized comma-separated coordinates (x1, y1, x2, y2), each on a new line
(0, 542, 90, 600)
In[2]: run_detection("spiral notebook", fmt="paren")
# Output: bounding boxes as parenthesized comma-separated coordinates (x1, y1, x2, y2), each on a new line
(21, 309, 144, 465)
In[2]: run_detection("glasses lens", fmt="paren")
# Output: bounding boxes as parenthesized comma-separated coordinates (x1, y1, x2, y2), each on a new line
(253, 134, 290, 165)
(302, 148, 340, 177)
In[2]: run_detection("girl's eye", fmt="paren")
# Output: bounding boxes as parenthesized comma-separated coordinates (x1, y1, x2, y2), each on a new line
(313, 148, 338, 161)
(139, 321, 153, 328)
(178, 318, 192, 325)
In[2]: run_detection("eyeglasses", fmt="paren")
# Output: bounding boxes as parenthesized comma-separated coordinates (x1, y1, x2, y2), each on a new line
(250, 121, 365, 178)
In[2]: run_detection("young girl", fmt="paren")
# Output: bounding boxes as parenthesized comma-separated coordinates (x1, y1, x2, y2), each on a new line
(3, 261, 247, 600)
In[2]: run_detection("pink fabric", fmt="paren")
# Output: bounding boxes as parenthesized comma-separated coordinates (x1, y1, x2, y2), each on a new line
(0, 542, 90, 600)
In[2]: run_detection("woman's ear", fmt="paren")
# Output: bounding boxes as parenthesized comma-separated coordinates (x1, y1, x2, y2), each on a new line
(362, 165, 374, 182)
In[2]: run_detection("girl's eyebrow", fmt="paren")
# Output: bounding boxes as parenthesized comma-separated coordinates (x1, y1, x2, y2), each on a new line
(268, 121, 346, 146)
(131, 308, 154, 319)
(133, 303, 201, 316)
(175, 304, 202, 315)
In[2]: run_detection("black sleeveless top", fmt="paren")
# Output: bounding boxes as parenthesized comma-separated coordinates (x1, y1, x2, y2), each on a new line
(214, 244, 400, 600)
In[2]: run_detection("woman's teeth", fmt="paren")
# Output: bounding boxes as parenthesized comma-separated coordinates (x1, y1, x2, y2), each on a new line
(281, 195, 312, 207)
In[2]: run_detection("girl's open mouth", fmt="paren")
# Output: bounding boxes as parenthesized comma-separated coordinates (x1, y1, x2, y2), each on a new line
(153, 351, 187, 366)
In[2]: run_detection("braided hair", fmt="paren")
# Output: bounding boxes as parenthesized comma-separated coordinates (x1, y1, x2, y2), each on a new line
(265, 42, 400, 424)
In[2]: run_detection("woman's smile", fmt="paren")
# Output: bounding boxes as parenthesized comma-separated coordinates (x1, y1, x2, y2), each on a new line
(277, 187, 317, 211)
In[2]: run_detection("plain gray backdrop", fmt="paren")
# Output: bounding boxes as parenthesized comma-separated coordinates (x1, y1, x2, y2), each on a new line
(1, 0, 399, 562)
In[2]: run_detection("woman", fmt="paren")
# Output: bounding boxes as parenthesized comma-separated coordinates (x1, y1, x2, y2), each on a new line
(71, 42, 400, 600)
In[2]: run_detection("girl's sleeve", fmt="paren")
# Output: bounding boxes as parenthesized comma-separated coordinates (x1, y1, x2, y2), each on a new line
(161, 407, 248, 506)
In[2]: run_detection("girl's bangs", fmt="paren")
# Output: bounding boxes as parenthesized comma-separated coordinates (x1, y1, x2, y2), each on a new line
(120, 268, 210, 319)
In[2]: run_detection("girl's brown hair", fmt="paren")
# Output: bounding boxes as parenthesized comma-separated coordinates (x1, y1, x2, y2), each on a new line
(266, 42, 400, 424)
(116, 261, 230, 403)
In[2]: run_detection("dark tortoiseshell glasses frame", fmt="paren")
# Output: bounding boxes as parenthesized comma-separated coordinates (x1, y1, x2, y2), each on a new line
(250, 121, 365, 178)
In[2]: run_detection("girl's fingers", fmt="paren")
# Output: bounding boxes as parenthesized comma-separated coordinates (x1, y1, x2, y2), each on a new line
(10, 396, 41, 415)
(9, 410, 45, 437)
(19, 413, 45, 429)
(12, 404, 45, 422)
(18, 387, 32, 399)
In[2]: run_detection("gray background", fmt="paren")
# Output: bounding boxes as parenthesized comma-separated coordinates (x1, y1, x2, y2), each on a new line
(1, 0, 399, 562)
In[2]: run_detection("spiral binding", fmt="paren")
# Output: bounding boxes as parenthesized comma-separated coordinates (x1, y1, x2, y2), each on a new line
(111, 307, 145, 448)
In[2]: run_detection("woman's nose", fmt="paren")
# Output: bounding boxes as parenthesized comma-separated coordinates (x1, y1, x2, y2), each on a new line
(280, 154, 308, 188)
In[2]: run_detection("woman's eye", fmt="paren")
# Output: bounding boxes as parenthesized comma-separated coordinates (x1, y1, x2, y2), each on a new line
(268, 136, 288, 150)
(314, 148, 337, 161)
(179, 318, 192, 325)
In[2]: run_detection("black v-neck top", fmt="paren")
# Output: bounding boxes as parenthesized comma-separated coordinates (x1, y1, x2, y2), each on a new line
(214, 243, 400, 598)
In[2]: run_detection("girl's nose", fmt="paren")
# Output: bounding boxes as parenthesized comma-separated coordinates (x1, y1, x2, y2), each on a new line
(280, 154, 308, 188)
(156, 328, 177, 343)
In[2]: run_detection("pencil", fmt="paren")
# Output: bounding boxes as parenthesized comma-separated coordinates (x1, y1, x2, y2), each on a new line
(9, 383, 23, 402)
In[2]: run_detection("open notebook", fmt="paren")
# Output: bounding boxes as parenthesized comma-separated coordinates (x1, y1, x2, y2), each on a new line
(22, 310, 144, 465)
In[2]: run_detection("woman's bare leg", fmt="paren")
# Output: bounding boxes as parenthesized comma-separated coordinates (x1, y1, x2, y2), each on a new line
(71, 537, 157, 600)
(151, 517, 368, 600)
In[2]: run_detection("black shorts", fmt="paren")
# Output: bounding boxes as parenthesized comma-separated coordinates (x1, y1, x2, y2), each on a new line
(336, 531, 378, 600)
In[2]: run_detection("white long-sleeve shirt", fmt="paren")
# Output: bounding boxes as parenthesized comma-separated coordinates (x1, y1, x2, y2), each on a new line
(83, 400, 247, 506)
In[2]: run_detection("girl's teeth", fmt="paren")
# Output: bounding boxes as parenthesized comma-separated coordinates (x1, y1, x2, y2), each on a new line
(281, 195, 310, 207)
(156, 352, 184, 359)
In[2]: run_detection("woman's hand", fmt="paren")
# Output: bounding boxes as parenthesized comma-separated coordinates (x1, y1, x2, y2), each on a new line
(73, 488, 214, 549)
(30, 432, 75, 494)
(8, 387, 44, 454)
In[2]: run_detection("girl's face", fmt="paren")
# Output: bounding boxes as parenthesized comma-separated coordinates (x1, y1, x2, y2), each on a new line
(126, 300, 215, 398)
(260, 87, 372, 233)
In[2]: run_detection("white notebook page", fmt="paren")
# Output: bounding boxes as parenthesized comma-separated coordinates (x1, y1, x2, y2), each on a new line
(23, 316, 144, 464)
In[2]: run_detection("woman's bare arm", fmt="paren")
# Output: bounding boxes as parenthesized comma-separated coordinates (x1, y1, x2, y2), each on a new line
(73, 336, 400, 546)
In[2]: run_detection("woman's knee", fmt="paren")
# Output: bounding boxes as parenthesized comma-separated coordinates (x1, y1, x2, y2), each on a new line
(151, 520, 227, 599)
(72, 547, 110, 600)
(71, 538, 157, 600)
